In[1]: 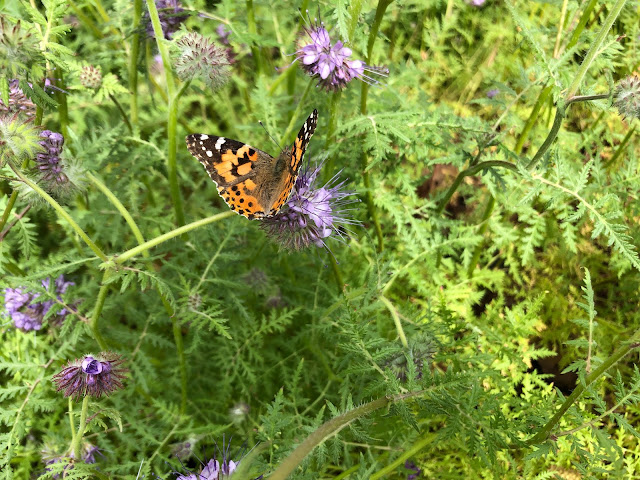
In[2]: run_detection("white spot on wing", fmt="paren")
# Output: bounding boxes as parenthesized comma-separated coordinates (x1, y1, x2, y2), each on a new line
(215, 137, 226, 149)
(206, 151, 213, 157)
(200, 134, 209, 140)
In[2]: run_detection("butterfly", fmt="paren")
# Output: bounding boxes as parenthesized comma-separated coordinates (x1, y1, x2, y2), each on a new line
(186, 110, 318, 220)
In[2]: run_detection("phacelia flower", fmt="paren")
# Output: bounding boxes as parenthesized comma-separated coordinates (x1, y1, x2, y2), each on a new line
(43, 443, 102, 479)
(614, 75, 640, 120)
(53, 352, 127, 399)
(174, 32, 231, 90)
(468, 0, 486, 6)
(215, 24, 236, 64)
(0, 79, 36, 118)
(145, 0, 188, 39)
(487, 88, 499, 99)
(172, 437, 262, 480)
(36, 130, 68, 186)
(261, 163, 360, 252)
(405, 460, 421, 480)
(294, 16, 388, 91)
(4, 275, 74, 331)
(79, 65, 102, 89)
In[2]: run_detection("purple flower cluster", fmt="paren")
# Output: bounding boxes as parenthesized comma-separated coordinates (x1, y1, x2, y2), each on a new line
(4, 275, 74, 331)
(44, 444, 102, 479)
(36, 130, 68, 186)
(145, 0, 188, 39)
(172, 437, 262, 480)
(405, 460, 421, 479)
(0, 79, 36, 118)
(295, 17, 388, 91)
(53, 353, 127, 399)
(261, 164, 359, 252)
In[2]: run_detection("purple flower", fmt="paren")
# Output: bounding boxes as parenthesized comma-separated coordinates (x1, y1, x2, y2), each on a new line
(261, 163, 360, 252)
(216, 25, 231, 45)
(4, 275, 74, 331)
(52, 352, 127, 399)
(294, 16, 388, 91)
(487, 88, 499, 99)
(172, 437, 262, 480)
(43, 443, 102, 479)
(405, 460, 421, 479)
(468, 0, 486, 6)
(0, 79, 36, 118)
(145, 0, 188, 39)
(36, 130, 68, 186)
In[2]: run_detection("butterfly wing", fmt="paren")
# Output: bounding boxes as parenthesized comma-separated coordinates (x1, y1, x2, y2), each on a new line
(185, 134, 273, 219)
(268, 109, 319, 215)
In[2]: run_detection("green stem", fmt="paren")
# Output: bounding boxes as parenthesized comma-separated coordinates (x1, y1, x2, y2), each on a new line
(128, 0, 142, 127)
(324, 90, 342, 179)
(565, 0, 627, 99)
(115, 211, 235, 264)
(90, 272, 110, 351)
(515, 84, 552, 155)
(72, 396, 90, 460)
(267, 396, 391, 480)
(567, 93, 609, 104)
(564, 0, 598, 52)
(145, 0, 186, 229)
(0, 190, 19, 232)
(359, 0, 394, 253)
(109, 94, 133, 134)
(246, 0, 263, 75)
(329, 257, 344, 294)
(525, 103, 565, 169)
(435, 161, 518, 214)
(380, 295, 408, 349)
(280, 78, 314, 145)
(8, 164, 108, 262)
(89, 173, 187, 412)
(466, 195, 496, 277)
(171, 314, 187, 414)
(605, 125, 635, 169)
(527, 331, 640, 445)
(370, 434, 434, 479)
(68, 397, 76, 444)
(88, 173, 145, 246)
(55, 70, 69, 140)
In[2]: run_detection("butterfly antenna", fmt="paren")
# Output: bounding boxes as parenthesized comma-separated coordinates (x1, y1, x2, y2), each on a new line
(259, 121, 283, 150)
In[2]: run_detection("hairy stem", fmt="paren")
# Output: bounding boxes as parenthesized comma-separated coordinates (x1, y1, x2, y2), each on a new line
(246, 0, 263, 75)
(128, 0, 143, 127)
(0, 190, 19, 232)
(89, 173, 186, 412)
(565, 0, 628, 99)
(359, 0, 394, 253)
(72, 396, 90, 460)
(527, 332, 640, 445)
(145, 0, 186, 228)
(8, 164, 108, 262)
(380, 295, 408, 349)
(435, 161, 518, 214)
(280, 77, 314, 145)
(115, 211, 235, 264)
(90, 272, 111, 351)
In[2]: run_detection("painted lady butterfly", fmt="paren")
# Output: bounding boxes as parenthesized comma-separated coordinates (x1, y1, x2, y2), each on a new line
(186, 110, 318, 220)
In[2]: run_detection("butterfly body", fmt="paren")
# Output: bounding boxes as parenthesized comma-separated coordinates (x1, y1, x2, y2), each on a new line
(186, 110, 318, 220)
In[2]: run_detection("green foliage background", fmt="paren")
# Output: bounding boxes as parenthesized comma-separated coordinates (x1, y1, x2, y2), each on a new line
(1, 0, 640, 478)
